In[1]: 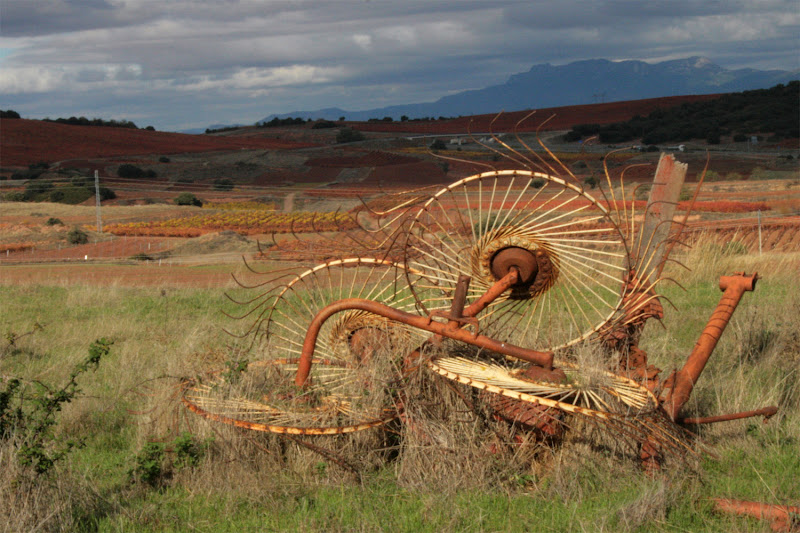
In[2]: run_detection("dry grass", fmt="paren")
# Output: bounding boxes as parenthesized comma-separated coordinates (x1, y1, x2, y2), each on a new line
(1, 242, 798, 530)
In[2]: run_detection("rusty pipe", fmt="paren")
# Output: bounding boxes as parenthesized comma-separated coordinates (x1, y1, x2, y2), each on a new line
(711, 498, 800, 532)
(294, 297, 553, 386)
(677, 405, 777, 425)
(665, 272, 758, 420)
(463, 269, 520, 318)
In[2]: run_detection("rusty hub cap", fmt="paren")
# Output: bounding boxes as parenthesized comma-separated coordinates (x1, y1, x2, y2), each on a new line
(478, 232, 559, 298)
(490, 247, 538, 285)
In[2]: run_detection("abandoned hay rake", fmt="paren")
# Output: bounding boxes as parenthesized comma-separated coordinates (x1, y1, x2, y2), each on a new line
(181, 133, 778, 474)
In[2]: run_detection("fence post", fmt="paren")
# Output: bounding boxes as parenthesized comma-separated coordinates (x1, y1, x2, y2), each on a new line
(757, 210, 762, 255)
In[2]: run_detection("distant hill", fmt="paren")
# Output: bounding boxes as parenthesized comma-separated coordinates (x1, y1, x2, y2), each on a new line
(258, 57, 798, 124)
(0, 119, 317, 167)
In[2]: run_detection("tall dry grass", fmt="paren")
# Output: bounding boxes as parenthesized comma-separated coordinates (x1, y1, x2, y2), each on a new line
(1, 241, 798, 530)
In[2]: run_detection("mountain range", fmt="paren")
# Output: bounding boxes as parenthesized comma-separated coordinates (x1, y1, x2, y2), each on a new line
(256, 56, 798, 125)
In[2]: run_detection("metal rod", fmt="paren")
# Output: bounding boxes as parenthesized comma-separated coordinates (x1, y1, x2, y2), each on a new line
(678, 405, 777, 425)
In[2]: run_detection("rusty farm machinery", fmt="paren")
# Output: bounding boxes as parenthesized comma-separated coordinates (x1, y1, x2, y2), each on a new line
(181, 142, 779, 481)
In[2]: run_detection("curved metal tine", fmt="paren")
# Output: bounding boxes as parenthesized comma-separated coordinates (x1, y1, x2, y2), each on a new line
(222, 288, 281, 322)
(616, 163, 650, 235)
(600, 147, 635, 227)
(426, 142, 498, 174)
(533, 116, 584, 187)
(232, 259, 300, 289)
(633, 216, 681, 281)
(459, 114, 534, 172)
(478, 112, 536, 171)
(512, 111, 567, 175)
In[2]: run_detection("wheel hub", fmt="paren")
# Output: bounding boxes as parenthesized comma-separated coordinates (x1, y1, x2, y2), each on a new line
(476, 232, 559, 298)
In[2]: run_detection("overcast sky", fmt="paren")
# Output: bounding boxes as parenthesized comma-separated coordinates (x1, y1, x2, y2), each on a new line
(1, 0, 798, 131)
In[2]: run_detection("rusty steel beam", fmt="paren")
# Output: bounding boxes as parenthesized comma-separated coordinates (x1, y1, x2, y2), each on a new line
(665, 272, 758, 420)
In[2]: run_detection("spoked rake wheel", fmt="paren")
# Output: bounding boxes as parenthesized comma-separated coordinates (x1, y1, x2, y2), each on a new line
(183, 258, 435, 435)
(404, 170, 630, 352)
(427, 355, 694, 456)
(182, 358, 398, 435)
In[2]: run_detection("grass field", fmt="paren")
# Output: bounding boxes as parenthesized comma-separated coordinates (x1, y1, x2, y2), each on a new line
(1, 245, 798, 532)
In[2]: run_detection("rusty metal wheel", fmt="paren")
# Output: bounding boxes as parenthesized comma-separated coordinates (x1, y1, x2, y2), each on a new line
(404, 170, 630, 353)
(183, 258, 433, 435)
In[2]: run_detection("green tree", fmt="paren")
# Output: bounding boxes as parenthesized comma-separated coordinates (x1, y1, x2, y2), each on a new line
(174, 193, 203, 207)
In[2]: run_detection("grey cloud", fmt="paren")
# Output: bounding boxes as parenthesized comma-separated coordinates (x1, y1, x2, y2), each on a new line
(0, 0, 796, 130)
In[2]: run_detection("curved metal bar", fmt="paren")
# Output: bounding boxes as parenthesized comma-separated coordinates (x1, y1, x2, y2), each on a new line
(294, 277, 554, 387)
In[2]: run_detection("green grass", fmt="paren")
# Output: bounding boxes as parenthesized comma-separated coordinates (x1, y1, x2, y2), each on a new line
(1, 251, 798, 531)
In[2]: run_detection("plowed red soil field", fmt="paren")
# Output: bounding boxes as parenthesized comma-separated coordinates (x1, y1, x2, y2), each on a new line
(353, 94, 722, 134)
(685, 216, 800, 253)
(1, 119, 318, 167)
(1, 236, 180, 262)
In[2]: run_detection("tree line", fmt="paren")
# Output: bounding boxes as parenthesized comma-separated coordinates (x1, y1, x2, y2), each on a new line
(565, 81, 799, 145)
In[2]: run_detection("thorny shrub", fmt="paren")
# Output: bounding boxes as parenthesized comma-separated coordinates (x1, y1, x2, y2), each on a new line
(0, 338, 112, 476)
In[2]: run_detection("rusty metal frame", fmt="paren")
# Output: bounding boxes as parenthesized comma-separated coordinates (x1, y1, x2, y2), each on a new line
(294, 268, 555, 386)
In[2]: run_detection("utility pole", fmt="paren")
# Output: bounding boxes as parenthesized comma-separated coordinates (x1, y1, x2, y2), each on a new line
(94, 170, 102, 232)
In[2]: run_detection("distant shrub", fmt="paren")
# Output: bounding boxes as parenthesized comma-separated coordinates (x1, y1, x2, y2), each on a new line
(25, 180, 54, 199)
(46, 217, 64, 226)
(5, 191, 26, 202)
(336, 127, 365, 143)
(1, 109, 21, 119)
(584, 176, 598, 189)
(99, 187, 117, 201)
(29, 161, 50, 170)
(311, 120, 336, 129)
(118, 164, 156, 179)
(158, 156, 171, 163)
(58, 187, 93, 205)
(749, 167, 785, 180)
(175, 193, 203, 207)
(118, 164, 144, 178)
(11, 169, 45, 181)
(530, 179, 545, 189)
(67, 227, 89, 245)
(430, 139, 447, 151)
(679, 187, 693, 202)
